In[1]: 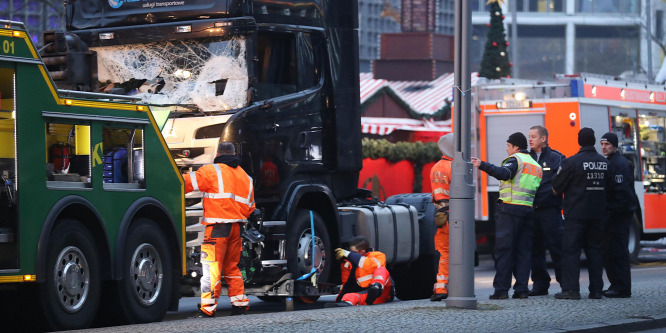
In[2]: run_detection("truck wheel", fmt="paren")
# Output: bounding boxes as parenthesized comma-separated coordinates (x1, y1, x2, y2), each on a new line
(390, 254, 437, 300)
(40, 219, 101, 331)
(116, 218, 173, 323)
(286, 209, 331, 283)
(628, 215, 642, 264)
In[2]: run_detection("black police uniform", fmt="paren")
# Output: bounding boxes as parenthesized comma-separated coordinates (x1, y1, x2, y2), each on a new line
(529, 146, 565, 294)
(603, 150, 637, 297)
(552, 145, 611, 297)
(479, 150, 534, 297)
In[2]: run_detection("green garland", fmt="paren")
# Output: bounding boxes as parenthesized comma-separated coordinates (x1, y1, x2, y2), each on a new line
(362, 138, 442, 192)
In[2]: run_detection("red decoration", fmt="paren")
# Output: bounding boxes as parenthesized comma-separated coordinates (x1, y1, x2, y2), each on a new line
(486, 23, 490, 27)
(507, 75, 511, 78)
(502, 15, 505, 19)
(492, 41, 497, 47)
(505, 42, 509, 46)
(509, 62, 513, 67)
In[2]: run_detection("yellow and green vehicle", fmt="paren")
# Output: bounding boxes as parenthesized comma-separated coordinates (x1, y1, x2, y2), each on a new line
(0, 20, 184, 330)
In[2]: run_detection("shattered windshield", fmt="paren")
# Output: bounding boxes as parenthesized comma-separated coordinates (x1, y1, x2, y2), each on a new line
(92, 36, 248, 112)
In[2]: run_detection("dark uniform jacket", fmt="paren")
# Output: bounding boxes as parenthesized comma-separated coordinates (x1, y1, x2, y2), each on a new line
(606, 151, 637, 214)
(530, 146, 565, 209)
(479, 149, 533, 217)
(552, 146, 611, 219)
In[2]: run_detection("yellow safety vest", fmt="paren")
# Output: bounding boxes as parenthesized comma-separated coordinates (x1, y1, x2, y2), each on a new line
(499, 153, 542, 206)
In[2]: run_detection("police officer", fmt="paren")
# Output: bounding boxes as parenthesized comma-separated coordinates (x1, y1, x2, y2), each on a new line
(472, 132, 542, 299)
(527, 125, 565, 296)
(552, 128, 611, 300)
(600, 132, 636, 298)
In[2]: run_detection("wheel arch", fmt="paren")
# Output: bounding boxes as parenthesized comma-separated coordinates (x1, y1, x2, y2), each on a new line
(37, 195, 111, 283)
(115, 197, 182, 311)
(285, 184, 340, 249)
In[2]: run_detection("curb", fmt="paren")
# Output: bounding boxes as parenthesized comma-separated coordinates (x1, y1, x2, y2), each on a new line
(537, 314, 666, 332)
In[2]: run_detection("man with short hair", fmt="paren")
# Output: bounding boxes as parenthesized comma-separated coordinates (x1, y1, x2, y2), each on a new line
(527, 125, 565, 296)
(553, 128, 611, 300)
(472, 132, 542, 300)
(184, 142, 254, 317)
(600, 132, 636, 298)
(328, 236, 394, 306)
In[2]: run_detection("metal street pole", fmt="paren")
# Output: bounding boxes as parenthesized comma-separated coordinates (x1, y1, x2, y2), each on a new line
(511, 0, 518, 78)
(646, 0, 653, 81)
(446, 0, 477, 309)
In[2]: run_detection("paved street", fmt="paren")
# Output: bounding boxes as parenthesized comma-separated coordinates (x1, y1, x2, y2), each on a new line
(73, 244, 666, 333)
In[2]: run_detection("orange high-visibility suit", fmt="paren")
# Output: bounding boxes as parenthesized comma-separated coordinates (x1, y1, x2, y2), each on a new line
(430, 156, 452, 295)
(337, 250, 394, 306)
(184, 159, 255, 316)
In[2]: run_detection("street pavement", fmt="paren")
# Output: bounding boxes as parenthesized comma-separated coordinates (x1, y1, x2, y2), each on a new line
(75, 253, 666, 333)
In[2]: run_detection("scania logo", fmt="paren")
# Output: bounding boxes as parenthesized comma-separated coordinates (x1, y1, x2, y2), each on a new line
(108, 0, 124, 8)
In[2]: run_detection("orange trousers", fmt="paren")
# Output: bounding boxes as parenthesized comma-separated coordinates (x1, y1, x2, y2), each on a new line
(200, 223, 249, 315)
(341, 266, 393, 306)
(434, 223, 449, 294)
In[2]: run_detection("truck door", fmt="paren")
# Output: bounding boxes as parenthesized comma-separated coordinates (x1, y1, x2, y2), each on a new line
(242, 29, 325, 194)
(0, 62, 18, 269)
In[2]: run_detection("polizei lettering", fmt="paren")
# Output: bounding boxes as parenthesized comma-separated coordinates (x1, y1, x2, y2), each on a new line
(583, 161, 607, 170)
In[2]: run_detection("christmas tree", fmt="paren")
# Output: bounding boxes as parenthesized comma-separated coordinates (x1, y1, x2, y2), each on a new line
(479, 0, 512, 79)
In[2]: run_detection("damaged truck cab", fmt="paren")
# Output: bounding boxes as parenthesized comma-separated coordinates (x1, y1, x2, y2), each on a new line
(51, 0, 436, 301)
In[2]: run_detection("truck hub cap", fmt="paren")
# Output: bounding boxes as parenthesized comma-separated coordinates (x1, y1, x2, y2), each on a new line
(297, 229, 326, 275)
(130, 243, 163, 306)
(54, 246, 89, 313)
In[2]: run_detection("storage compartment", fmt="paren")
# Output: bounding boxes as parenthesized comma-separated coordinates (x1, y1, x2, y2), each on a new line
(338, 203, 418, 265)
(386, 193, 437, 257)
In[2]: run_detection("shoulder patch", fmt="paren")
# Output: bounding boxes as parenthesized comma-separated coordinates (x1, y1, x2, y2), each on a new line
(615, 174, 623, 183)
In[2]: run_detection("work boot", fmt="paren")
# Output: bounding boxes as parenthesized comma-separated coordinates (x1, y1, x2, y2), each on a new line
(528, 289, 548, 296)
(489, 291, 509, 300)
(192, 309, 215, 318)
(230, 305, 247, 316)
(554, 290, 581, 300)
(366, 282, 383, 305)
(512, 291, 529, 299)
(324, 301, 353, 308)
(602, 289, 631, 298)
(430, 293, 448, 302)
(588, 292, 603, 299)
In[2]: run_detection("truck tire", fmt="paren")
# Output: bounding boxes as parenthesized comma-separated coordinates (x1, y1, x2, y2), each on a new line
(286, 209, 332, 283)
(628, 215, 642, 264)
(40, 219, 101, 331)
(390, 254, 437, 300)
(116, 218, 173, 324)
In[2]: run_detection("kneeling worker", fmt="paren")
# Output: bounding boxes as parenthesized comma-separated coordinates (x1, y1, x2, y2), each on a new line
(329, 236, 394, 306)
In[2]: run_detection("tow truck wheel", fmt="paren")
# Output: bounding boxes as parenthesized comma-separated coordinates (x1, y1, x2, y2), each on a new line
(116, 218, 173, 324)
(41, 219, 101, 331)
(287, 209, 331, 283)
(628, 214, 642, 264)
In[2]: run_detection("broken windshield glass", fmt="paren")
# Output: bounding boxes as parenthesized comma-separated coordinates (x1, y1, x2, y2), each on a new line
(92, 36, 248, 112)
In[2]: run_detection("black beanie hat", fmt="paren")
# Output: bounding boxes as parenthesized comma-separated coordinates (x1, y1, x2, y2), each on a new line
(507, 132, 528, 150)
(578, 127, 596, 147)
(600, 132, 619, 148)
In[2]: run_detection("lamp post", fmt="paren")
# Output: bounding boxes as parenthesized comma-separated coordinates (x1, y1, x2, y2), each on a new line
(446, 0, 477, 309)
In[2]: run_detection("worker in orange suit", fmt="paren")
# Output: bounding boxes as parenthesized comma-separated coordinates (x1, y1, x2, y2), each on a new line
(430, 133, 454, 301)
(327, 236, 394, 307)
(183, 142, 255, 317)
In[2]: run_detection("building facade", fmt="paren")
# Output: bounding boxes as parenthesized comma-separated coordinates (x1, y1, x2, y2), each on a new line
(0, 0, 64, 46)
(471, 0, 664, 81)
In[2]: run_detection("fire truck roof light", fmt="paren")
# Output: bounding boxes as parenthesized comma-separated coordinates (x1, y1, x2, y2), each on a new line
(12, 31, 21, 37)
(99, 32, 115, 40)
(176, 25, 192, 33)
